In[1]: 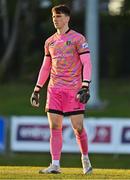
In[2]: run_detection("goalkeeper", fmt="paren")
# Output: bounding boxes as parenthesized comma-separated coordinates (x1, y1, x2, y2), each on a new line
(30, 4, 92, 175)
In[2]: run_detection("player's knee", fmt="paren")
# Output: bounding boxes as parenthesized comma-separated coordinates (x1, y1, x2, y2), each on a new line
(73, 126, 83, 134)
(50, 123, 61, 129)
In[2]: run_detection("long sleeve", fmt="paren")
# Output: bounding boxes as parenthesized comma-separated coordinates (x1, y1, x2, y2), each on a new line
(80, 53, 92, 82)
(36, 56, 51, 87)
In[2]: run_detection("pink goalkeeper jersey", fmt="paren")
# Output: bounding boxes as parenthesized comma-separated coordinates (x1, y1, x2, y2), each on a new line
(45, 29, 90, 89)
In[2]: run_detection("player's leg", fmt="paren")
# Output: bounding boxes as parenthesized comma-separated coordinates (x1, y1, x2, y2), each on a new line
(70, 114, 92, 174)
(70, 114, 88, 155)
(39, 112, 63, 174)
(39, 86, 63, 173)
(48, 112, 63, 167)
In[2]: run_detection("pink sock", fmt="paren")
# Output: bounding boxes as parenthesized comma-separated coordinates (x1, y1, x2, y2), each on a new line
(50, 128, 62, 160)
(74, 128, 88, 155)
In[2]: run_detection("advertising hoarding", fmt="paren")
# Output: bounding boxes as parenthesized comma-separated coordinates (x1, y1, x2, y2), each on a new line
(10, 116, 130, 154)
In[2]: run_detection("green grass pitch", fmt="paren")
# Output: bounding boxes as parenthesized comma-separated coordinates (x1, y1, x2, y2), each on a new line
(0, 166, 130, 179)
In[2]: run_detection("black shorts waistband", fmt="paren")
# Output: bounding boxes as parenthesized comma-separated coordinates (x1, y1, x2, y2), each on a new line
(46, 109, 85, 116)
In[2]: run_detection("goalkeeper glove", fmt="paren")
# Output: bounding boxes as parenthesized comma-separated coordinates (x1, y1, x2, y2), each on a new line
(30, 85, 41, 107)
(77, 86, 90, 104)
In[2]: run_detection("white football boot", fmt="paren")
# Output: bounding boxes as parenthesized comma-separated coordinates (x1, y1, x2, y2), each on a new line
(39, 164, 61, 174)
(81, 156, 93, 174)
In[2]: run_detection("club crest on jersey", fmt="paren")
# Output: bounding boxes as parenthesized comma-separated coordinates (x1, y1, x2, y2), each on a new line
(82, 42, 88, 48)
(66, 40, 72, 45)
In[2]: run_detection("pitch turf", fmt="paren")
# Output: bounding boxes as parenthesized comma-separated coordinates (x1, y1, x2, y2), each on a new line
(0, 166, 130, 179)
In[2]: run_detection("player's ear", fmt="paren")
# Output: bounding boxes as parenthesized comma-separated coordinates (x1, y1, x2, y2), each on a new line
(66, 16, 70, 22)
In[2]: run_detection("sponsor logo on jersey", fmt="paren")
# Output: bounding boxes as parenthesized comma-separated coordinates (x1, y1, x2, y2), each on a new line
(82, 42, 88, 48)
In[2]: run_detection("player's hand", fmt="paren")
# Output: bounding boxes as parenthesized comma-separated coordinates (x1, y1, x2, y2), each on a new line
(30, 91, 40, 107)
(76, 86, 90, 104)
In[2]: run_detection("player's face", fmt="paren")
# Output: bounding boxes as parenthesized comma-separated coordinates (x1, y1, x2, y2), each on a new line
(52, 12, 70, 29)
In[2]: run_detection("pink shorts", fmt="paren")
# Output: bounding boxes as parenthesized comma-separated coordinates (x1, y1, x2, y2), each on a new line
(45, 87, 85, 116)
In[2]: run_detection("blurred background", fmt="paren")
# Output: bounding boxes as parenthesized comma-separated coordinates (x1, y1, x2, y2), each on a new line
(0, 0, 130, 169)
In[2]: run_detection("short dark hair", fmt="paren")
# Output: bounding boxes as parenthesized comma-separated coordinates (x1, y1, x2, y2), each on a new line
(51, 4, 71, 17)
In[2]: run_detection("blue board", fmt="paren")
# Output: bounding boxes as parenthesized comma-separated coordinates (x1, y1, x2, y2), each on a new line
(0, 117, 5, 152)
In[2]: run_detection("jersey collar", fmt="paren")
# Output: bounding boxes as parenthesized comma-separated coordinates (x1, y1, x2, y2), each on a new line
(65, 28, 71, 34)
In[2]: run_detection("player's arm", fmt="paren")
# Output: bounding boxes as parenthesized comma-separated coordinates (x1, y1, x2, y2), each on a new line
(76, 35, 92, 103)
(77, 53, 92, 104)
(35, 55, 51, 89)
(30, 55, 51, 107)
(80, 52, 92, 86)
